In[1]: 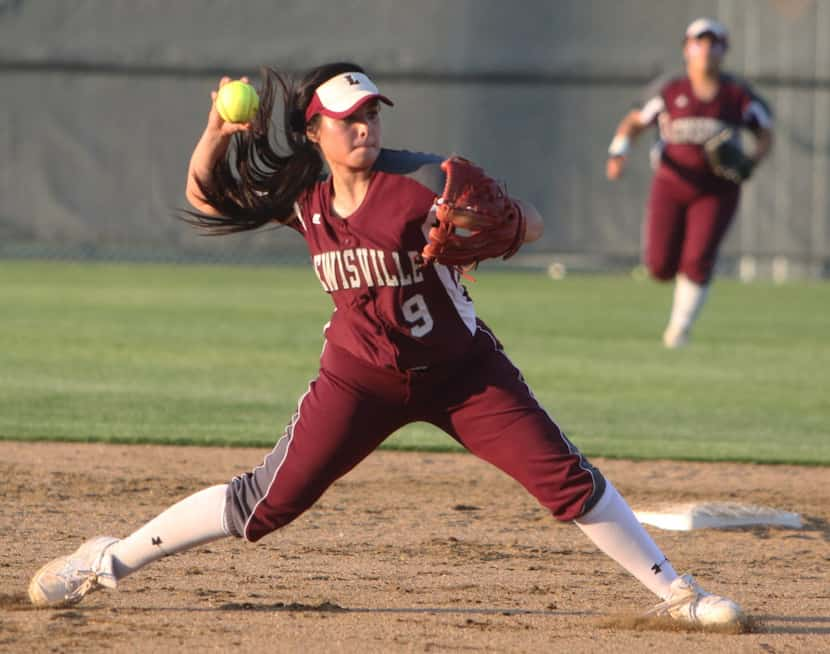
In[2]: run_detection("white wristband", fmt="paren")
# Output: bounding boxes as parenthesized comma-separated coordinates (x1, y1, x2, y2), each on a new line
(608, 135, 630, 157)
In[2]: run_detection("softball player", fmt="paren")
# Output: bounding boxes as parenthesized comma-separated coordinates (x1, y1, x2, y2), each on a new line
(607, 18, 774, 348)
(30, 62, 742, 626)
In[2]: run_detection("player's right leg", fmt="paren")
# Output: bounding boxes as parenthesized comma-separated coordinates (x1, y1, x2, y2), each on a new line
(28, 344, 409, 607)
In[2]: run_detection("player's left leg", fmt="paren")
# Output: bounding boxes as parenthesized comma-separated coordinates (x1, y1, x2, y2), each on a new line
(665, 187, 740, 347)
(420, 326, 743, 626)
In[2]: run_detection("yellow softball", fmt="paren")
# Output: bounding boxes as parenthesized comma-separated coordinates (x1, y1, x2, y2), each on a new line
(215, 80, 259, 124)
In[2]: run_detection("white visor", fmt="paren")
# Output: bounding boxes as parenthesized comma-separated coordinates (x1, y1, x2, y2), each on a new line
(304, 72, 393, 122)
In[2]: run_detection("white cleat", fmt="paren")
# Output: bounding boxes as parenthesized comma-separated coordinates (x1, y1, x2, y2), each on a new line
(28, 536, 120, 608)
(646, 574, 744, 627)
(662, 325, 690, 349)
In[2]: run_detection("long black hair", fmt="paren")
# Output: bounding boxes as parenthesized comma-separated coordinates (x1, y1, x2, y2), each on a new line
(184, 62, 367, 234)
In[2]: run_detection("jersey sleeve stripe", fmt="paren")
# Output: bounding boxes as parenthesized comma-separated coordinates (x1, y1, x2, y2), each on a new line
(744, 100, 773, 129)
(639, 96, 665, 126)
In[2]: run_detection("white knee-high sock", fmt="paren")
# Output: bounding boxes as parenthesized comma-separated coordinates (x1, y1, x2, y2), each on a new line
(108, 484, 230, 580)
(575, 481, 677, 600)
(667, 274, 709, 333)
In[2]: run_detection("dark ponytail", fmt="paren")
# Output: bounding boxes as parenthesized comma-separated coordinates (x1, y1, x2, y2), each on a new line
(184, 62, 366, 234)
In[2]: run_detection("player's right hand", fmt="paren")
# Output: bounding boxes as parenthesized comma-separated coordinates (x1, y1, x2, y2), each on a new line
(207, 77, 253, 136)
(606, 156, 626, 180)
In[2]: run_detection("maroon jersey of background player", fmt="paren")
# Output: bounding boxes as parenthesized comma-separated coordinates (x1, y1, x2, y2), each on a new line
(644, 74, 772, 191)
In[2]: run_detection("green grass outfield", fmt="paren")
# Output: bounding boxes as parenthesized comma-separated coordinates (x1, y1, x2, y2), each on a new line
(1, 260, 828, 464)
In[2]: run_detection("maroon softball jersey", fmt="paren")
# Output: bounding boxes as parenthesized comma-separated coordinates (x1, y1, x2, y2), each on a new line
(291, 149, 477, 371)
(223, 149, 605, 541)
(642, 73, 772, 187)
(638, 75, 772, 283)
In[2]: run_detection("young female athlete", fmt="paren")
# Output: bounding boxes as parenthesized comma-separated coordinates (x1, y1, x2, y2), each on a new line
(29, 61, 743, 626)
(607, 18, 774, 348)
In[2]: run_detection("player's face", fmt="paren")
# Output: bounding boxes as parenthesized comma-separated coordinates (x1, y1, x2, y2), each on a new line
(684, 34, 726, 74)
(310, 101, 383, 172)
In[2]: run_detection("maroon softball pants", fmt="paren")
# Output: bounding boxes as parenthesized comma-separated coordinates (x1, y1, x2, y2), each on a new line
(225, 325, 605, 542)
(645, 167, 740, 285)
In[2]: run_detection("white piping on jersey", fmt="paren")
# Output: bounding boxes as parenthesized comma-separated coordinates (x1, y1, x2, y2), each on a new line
(434, 264, 476, 335)
(293, 202, 307, 232)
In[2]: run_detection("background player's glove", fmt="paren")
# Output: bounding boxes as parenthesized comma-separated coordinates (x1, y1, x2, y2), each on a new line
(704, 129, 755, 184)
(420, 157, 527, 268)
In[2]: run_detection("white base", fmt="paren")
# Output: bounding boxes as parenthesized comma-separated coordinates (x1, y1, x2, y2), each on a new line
(634, 502, 802, 531)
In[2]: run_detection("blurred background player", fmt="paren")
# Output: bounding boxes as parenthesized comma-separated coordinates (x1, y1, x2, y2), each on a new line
(606, 18, 774, 348)
(29, 62, 743, 627)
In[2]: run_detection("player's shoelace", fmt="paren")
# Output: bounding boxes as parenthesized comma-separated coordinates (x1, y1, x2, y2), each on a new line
(55, 561, 102, 603)
(644, 575, 706, 618)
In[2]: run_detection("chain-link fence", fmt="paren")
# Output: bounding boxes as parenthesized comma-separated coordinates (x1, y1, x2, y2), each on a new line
(1, 0, 828, 278)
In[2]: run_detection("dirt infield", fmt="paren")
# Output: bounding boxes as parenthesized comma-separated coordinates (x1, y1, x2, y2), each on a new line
(1, 442, 827, 653)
